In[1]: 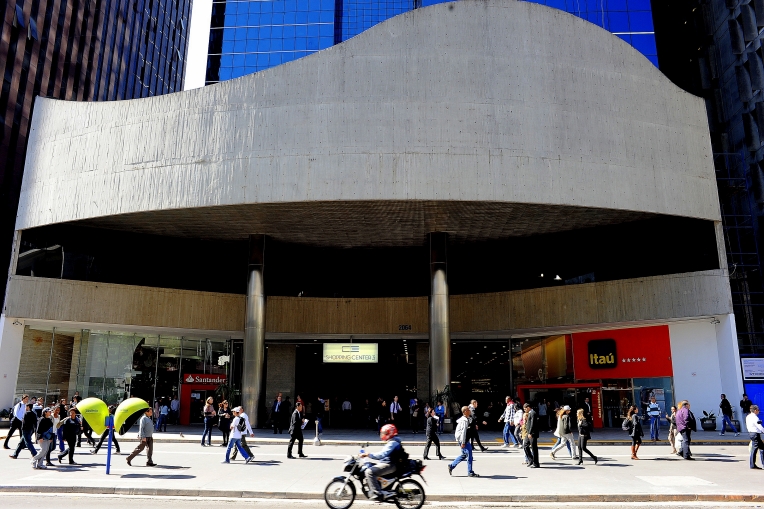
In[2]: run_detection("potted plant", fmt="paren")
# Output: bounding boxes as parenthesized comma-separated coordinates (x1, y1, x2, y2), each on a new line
(700, 411, 717, 431)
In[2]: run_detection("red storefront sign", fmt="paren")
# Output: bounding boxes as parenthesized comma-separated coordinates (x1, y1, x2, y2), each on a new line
(179, 373, 227, 425)
(183, 373, 227, 384)
(572, 326, 673, 380)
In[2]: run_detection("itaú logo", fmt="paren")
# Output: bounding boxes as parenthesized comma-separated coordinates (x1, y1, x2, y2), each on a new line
(587, 339, 617, 369)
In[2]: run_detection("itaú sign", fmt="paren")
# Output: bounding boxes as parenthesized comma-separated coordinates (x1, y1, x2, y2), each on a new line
(184, 373, 227, 384)
(323, 343, 379, 363)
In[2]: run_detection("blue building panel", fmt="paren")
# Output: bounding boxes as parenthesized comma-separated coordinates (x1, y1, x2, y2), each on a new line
(206, 0, 656, 85)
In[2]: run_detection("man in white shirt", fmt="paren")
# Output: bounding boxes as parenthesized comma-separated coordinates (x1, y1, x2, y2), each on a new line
(390, 396, 402, 423)
(746, 405, 764, 469)
(230, 406, 255, 461)
(169, 396, 180, 425)
(498, 396, 518, 448)
(342, 398, 352, 428)
(223, 408, 252, 464)
(3, 395, 28, 449)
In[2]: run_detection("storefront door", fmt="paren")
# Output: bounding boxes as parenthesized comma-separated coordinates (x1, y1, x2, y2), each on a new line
(516, 383, 603, 428)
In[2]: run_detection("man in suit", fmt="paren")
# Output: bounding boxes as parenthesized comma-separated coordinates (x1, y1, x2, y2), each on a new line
(523, 403, 540, 468)
(583, 397, 592, 419)
(272, 394, 286, 434)
(287, 401, 307, 459)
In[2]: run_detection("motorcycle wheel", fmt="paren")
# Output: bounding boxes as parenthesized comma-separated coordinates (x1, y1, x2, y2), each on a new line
(324, 478, 356, 509)
(394, 479, 425, 509)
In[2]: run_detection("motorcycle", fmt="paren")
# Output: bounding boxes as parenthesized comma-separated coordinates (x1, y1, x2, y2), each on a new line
(324, 453, 426, 509)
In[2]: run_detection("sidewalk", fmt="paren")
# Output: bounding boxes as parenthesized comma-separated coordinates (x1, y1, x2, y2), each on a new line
(0, 438, 762, 502)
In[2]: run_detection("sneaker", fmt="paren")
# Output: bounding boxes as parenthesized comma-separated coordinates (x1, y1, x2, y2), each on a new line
(221, 460, 230, 463)
(448, 464, 453, 476)
(245, 456, 254, 464)
(90, 449, 97, 454)
(736, 433, 741, 437)
(468, 471, 480, 477)
(719, 432, 725, 436)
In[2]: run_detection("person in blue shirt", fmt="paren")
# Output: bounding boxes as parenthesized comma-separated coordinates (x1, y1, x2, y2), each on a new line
(360, 424, 406, 501)
(647, 395, 662, 441)
(435, 401, 446, 434)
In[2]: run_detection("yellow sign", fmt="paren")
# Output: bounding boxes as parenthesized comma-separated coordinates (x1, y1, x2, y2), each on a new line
(323, 343, 378, 363)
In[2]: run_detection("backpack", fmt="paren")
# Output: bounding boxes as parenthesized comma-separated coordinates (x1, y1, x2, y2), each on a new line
(621, 417, 633, 433)
(237, 416, 247, 432)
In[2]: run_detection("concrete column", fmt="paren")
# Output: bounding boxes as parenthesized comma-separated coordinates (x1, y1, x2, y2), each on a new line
(428, 232, 450, 402)
(243, 235, 266, 427)
(0, 316, 25, 408)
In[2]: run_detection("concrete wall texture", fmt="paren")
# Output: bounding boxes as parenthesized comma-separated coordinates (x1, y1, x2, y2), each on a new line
(18, 0, 719, 239)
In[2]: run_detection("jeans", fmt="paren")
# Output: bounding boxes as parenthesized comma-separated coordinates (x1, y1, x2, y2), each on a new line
(449, 442, 474, 473)
(201, 416, 213, 445)
(649, 416, 660, 439)
(317, 416, 323, 434)
(750, 433, 764, 468)
(680, 429, 692, 459)
(57, 427, 65, 452)
(14, 430, 37, 458)
(551, 433, 575, 458)
(225, 438, 248, 462)
(437, 414, 444, 433)
(720, 415, 738, 434)
(503, 422, 518, 445)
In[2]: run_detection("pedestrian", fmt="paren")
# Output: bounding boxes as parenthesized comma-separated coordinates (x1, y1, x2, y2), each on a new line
(435, 401, 445, 434)
(741, 393, 753, 417)
(513, 403, 524, 449)
(230, 406, 255, 460)
(55, 402, 66, 455)
(448, 406, 479, 477)
(287, 401, 308, 459)
(9, 403, 37, 459)
(626, 405, 643, 460)
(3, 394, 28, 449)
(377, 400, 388, 431)
(170, 395, 180, 425)
(411, 399, 421, 434)
(390, 396, 402, 424)
(550, 406, 576, 460)
(675, 400, 695, 460)
(719, 394, 740, 436)
(91, 405, 120, 455)
(538, 399, 548, 432)
(647, 395, 661, 441)
(583, 397, 592, 420)
(523, 402, 540, 468)
(80, 415, 95, 447)
(576, 408, 597, 465)
(201, 396, 215, 446)
(32, 397, 43, 418)
(223, 408, 252, 463)
(46, 406, 61, 466)
(272, 394, 286, 434)
(31, 408, 54, 469)
(126, 408, 156, 467)
(57, 408, 81, 464)
(498, 396, 518, 448)
(158, 400, 169, 432)
(666, 405, 678, 454)
(468, 400, 488, 452)
(746, 404, 764, 469)
(218, 400, 232, 446)
(316, 397, 326, 435)
(342, 397, 352, 428)
(423, 408, 445, 460)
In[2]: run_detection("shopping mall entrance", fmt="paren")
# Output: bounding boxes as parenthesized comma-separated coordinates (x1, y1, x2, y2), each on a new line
(292, 339, 417, 429)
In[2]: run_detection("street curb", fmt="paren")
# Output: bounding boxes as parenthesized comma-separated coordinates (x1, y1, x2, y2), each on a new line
(0, 486, 762, 502)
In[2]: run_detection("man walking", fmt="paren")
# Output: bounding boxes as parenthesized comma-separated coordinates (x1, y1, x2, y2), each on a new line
(647, 395, 661, 441)
(3, 394, 28, 449)
(126, 408, 156, 467)
(523, 402, 540, 467)
(423, 407, 444, 460)
(746, 404, 764, 469)
(223, 408, 252, 463)
(170, 396, 180, 425)
(741, 393, 753, 418)
(468, 400, 488, 452)
(390, 396, 402, 424)
(675, 400, 695, 460)
(230, 406, 255, 460)
(719, 394, 740, 436)
(272, 395, 285, 434)
(448, 406, 478, 477)
(9, 403, 37, 459)
(287, 401, 307, 458)
(499, 396, 518, 448)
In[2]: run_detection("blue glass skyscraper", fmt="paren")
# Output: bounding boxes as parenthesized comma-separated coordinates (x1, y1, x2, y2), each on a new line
(206, 0, 656, 85)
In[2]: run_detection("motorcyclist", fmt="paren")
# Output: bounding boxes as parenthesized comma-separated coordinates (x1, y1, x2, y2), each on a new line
(360, 423, 407, 501)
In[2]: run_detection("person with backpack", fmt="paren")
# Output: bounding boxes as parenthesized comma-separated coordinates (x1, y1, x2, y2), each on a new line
(675, 400, 696, 460)
(624, 405, 643, 460)
(230, 406, 255, 461)
(576, 408, 597, 465)
(222, 408, 252, 464)
(361, 424, 409, 500)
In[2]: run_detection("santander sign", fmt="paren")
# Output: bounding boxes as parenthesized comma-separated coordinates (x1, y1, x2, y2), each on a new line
(183, 373, 227, 384)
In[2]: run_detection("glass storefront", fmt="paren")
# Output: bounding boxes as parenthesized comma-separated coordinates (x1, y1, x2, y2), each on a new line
(15, 326, 231, 408)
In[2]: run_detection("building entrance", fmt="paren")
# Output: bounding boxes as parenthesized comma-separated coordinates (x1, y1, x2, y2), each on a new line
(292, 340, 417, 430)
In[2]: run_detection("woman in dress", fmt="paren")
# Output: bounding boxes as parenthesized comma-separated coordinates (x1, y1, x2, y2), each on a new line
(218, 400, 232, 446)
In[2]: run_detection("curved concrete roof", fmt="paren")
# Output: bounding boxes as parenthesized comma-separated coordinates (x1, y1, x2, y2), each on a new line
(17, 0, 719, 246)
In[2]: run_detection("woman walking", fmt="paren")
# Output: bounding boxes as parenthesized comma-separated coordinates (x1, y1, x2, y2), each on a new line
(31, 408, 54, 469)
(58, 408, 81, 464)
(627, 405, 643, 460)
(667, 405, 678, 454)
(576, 408, 597, 465)
(45, 406, 61, 466)
(550, 406, 576, 460)
(201, 397, 215, 447)
(218, 401, 232, 446)
(423, 408, 445, 460)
